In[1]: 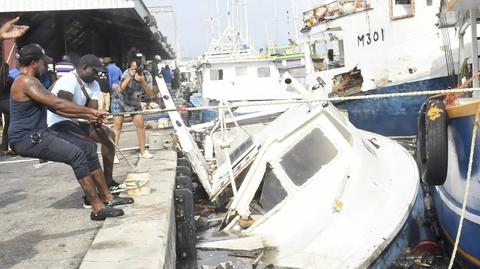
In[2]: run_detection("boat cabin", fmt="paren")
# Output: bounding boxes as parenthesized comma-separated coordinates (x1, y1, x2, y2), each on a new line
(200, 58, 295, 102)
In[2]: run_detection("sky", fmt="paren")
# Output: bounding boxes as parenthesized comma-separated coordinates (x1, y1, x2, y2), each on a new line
(144, 0, 326, 58)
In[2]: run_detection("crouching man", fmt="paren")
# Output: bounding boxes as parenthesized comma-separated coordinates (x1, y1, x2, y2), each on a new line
(8, 43, 130, 220)
(47, 54, 126, 207)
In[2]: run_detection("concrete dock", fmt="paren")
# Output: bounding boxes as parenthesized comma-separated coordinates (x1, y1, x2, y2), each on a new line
(79, 150, 177, 269)
(0, 126, 177, 269)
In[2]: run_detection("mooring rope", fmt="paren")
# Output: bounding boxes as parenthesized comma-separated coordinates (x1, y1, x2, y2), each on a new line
(447, 103, 480, 269)
(107, 87, 480, 117)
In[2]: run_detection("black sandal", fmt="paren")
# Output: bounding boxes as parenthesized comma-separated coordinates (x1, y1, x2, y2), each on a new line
(105, 196, 135, 207)
(90, 206, 124, 221)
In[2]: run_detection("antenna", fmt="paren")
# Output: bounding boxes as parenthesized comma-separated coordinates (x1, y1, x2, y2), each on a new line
(291, 0, 300, 40)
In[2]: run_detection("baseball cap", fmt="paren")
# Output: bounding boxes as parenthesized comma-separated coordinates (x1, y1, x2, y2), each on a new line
(17, 43, 53, 63)
(154, 55, 161, 61)
(103, 57, 112, 64)
(79, 54, 107, 73)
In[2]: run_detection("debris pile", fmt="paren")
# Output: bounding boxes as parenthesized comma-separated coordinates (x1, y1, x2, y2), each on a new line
(303, 0, 370, 29)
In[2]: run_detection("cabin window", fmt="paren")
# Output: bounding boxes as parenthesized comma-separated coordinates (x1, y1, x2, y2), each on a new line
(259, 169, 288, 212)
(426, 0, 432, 6)
(280, 128, 337, 186)
(235, 67, 248, 76)
(257, 67, 271, 78)
(390, 0, 415, 19)
(210, 69, 223, 80)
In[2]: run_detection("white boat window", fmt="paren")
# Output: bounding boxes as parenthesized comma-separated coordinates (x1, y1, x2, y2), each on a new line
(257, 67, 271, 78)
(235, 67, 248, 76)
(259, 168, 288, 213)
(210, 69, 223, 81)
(280, 128, 338, 186)
(390, 0, 415, 19)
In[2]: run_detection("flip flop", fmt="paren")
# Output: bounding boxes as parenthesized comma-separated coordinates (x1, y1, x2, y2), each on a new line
(90, 206, 124, 221)
(105, 196, 135, 207)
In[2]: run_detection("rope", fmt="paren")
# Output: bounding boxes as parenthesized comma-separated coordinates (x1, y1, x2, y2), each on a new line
(107, 87, 480, 118)
(447, 104, 480, 269)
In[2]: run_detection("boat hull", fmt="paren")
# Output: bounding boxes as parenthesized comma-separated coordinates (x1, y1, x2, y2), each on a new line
(431, 113, 480, 268)
(433, 188, 480, 268)
(335, 76, 453, 137)
(370, 184, 426, 268)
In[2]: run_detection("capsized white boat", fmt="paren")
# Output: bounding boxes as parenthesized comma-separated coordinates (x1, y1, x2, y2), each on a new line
(158, 73, 425, 268)
(205, 100, 423, 268)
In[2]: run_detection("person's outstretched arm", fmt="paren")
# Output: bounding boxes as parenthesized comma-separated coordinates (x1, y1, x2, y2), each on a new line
(0, 17, 29, 40)
(22, 76, 106, 123)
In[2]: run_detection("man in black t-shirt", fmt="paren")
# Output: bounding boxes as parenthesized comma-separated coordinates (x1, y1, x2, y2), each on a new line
(97, 72, 111, 111)
(97, 58, 111, 111)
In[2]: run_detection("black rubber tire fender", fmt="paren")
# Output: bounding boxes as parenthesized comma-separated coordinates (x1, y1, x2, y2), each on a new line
(176, 165, 192, 177)
(417, 98, 448, 185)
(416, 102, 427, 173)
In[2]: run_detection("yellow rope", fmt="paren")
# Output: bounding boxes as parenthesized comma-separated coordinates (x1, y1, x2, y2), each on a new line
(447, 103, 480, 269)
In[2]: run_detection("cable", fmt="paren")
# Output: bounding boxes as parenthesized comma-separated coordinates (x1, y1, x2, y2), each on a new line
(106, 87, 480, 118)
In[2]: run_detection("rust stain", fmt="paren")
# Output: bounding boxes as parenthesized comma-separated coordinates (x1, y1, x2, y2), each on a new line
(427, 106, 443, 121)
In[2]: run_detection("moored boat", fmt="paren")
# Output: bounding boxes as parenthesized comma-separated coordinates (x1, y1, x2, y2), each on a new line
(302, 0, 459, 136)
(417, 1, 480, 267)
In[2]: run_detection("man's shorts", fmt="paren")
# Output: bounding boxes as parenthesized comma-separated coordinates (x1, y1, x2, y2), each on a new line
(111, 93, 141, 114)
(11, 124, 100, 180)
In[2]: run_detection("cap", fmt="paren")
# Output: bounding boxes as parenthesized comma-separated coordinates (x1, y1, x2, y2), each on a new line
(103, 57, 112, 64)
(79, 54, 107, 73)
(154, 55, 161, 61)
(17, 43, 53, 63)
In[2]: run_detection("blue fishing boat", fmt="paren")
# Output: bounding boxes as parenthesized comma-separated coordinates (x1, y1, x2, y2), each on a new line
(419, 98, 480, 268)
(302, 0, 458, 137)
(416, 1, 480, 267)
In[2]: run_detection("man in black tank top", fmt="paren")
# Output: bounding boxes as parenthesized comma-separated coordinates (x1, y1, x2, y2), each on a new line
(9, 43, 133, 221)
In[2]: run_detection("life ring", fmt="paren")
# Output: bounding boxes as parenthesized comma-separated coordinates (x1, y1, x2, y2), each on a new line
(416, 98, 448, 185)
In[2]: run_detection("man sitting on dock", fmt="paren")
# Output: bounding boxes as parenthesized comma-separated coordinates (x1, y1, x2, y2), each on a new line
(47, 54, 129, 207)
(8, 44, 127, 220)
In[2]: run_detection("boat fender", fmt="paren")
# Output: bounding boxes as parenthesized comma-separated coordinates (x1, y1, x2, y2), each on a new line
(177, 157, 191, 167)
(416, 98, 448, 185)
(175, 175, 194, 192)
(176, 165, 192, 177)
(174, 188, 196, 260)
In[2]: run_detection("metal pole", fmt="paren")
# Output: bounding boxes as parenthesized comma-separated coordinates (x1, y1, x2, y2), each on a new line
(216, 0, 220, 36)
(172, 7, 180, 61)
(459, 33, 465, 67)
(291, 0, 300, 40)
(470, 9, 479, 97)
(303, 34, 314, 75)
(244, 0, 249, 45)
(227, 0, 231, 28)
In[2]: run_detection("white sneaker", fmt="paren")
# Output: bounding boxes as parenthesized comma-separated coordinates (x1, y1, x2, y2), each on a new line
(139, 150, 154, 159)
(113, 155, 120, 164)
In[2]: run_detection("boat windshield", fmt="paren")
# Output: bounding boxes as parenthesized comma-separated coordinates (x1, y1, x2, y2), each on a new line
(259, 168, 288, 213)
(252, 127, 338, 215)
(280, 128, 338, 186)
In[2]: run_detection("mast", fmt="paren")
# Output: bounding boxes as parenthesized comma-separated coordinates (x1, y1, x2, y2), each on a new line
(291, 0, 300, 40)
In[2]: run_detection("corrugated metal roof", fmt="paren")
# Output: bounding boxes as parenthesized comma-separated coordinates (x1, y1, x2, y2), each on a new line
(2, 0, 135, 12)
(0, 0, 176, 59)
